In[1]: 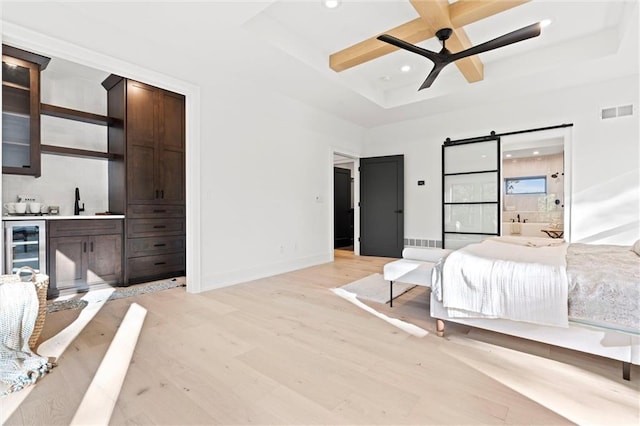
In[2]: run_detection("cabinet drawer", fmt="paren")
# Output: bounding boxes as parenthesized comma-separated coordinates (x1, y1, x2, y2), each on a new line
(128, 236, 185, 257)
(49, 219, 123, 237)
(127, 204, 185, 218)
(127, 253, 185, 281)
(127, 218, 185, 238)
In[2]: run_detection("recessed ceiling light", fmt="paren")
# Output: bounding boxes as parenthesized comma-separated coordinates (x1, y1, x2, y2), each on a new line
(400, 65, 411, 73)
(505, 154, 512, 158)
(533, 151, 540, 155)
(540, 19, 552, 28)
(323, 0, 341, 9)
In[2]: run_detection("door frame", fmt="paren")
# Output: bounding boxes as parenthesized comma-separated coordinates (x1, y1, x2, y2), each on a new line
(331, 150, 360, 259)
(500, 127, 573, 242)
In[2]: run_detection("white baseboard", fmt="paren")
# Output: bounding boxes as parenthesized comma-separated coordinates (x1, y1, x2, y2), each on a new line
(198, 253, 331, 292)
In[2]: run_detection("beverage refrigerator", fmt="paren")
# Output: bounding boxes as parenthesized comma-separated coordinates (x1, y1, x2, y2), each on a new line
(4, 220, 46, 274)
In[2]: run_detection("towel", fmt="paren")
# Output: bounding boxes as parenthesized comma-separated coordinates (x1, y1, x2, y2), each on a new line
(0, 281, 53, 395)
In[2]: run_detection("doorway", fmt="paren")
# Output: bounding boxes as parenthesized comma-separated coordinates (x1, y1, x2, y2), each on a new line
(333, 154, 355, 252)
(334, 167, 354, 249)
(501, 133, 567, 239)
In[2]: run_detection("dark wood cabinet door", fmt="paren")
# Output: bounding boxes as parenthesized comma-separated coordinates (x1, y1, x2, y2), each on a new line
(126, 80, 156, 147)
(48, 236, 87, 295)
(157, 90, 185, 204)
(2, 53, 45, 177)
(87, 234, 122, 285)
(128, 144, 157, 203)
(160, 91, 184, 151)
(158, 149, 185, 204)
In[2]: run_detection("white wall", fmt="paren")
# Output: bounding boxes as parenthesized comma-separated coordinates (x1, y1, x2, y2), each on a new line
(199, 78, 363, 288)
(364, 74, 639, 245)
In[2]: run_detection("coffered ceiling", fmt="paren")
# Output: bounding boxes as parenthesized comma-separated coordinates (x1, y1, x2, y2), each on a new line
(245, 0, 637, 112)
(2, 0, 638, 128)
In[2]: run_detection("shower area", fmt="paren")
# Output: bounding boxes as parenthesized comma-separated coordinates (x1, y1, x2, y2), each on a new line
(501, 138, 565, 238)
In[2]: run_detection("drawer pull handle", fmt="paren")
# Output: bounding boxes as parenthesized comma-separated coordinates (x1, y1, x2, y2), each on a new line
(153, 209, 167, 213)
(153, 225, 166, 229)
(154, 262, 167, 266)
(153, 243, 166, 247)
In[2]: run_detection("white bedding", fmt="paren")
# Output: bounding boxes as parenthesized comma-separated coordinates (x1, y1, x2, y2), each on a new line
(432, 237, 569, 327)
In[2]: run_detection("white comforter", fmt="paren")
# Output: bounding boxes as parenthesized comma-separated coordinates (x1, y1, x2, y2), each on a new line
(432, 237, 569, 327)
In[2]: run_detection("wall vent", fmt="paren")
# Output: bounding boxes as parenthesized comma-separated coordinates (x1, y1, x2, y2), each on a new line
(617, 104, 633, 117)
(601, 104, 633, 120)
(404, 238, 442, 248)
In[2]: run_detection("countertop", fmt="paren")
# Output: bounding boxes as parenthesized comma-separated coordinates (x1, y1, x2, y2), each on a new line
(2, 215, 125, 221)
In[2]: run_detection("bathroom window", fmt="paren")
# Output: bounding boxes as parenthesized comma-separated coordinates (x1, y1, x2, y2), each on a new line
(505, 176, 546, 195)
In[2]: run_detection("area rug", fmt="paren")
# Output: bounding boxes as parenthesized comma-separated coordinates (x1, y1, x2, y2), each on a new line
(46, 279, 185, 313)
(338, 273, 415, 304)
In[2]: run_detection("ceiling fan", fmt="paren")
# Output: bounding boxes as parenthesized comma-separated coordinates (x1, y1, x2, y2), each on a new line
(377, 22, 547, 90)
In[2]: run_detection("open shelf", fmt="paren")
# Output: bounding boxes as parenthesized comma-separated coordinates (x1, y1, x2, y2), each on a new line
(41, 144, 114, 160)
(41, 103, 112, 126)
(2, 81, 30, 91)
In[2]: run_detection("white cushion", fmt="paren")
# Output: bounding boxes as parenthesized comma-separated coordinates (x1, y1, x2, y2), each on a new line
(402, 247, 452, 262)
(383, 259, 435, 287)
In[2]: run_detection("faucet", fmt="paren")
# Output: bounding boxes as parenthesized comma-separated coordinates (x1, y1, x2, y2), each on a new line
(74, 187, 85, 215)
(517, 214, 521, 223)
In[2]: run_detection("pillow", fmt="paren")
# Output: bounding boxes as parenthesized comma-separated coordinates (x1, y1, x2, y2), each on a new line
(632, 239, 640, 256)
(402, 247, 452, 262)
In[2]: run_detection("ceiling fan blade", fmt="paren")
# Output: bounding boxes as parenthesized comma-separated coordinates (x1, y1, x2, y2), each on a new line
(377, 34, 440, 63)
(418, 64, 448, 90)
(450, 22, 542, 62)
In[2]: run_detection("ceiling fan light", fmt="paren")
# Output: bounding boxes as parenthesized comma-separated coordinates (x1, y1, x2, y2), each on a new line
(323, 0, 341, 9)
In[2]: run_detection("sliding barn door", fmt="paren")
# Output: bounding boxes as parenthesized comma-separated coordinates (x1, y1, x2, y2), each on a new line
(442, 137, 501, 249)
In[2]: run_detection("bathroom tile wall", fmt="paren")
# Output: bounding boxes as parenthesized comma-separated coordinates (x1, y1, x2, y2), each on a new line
(503, 153, 564, 224)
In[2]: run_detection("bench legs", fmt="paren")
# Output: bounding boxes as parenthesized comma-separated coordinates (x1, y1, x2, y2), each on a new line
(389, 281, 393, 307)
(436, 319, 445, 337)
(623, 362, 631, 381)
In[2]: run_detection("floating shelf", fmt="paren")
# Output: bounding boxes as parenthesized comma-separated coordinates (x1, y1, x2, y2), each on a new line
(41, 144, 115, 160)
(40, 103, 112, 126)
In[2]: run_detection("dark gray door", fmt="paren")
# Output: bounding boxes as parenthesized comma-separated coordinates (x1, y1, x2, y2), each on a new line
(360, 155, 404, 258)
(334, 167, 353, 248)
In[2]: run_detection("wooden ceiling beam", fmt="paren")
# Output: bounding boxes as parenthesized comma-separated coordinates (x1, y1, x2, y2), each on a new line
(409, 0, 483, 83)
(329, 0, 531, 75)
(329, 18, 432, 72)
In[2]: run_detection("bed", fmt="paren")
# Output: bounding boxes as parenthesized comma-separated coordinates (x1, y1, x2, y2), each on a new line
(430, 236, 640, 380)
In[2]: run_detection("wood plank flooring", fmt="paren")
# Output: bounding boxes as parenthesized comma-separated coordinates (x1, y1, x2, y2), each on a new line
(6, 249, 639, 425)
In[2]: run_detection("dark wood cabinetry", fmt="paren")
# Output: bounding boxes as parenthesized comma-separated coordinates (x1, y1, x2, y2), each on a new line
(103, 75, 186, 284)
(47, 219, 123, 298)
(2, 45, 50, 177)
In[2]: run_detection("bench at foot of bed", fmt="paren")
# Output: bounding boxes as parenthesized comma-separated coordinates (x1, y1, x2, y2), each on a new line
(383, 248, 451, 307)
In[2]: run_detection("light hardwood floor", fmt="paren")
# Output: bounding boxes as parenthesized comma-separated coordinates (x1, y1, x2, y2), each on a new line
(6, 249, 639, 425)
